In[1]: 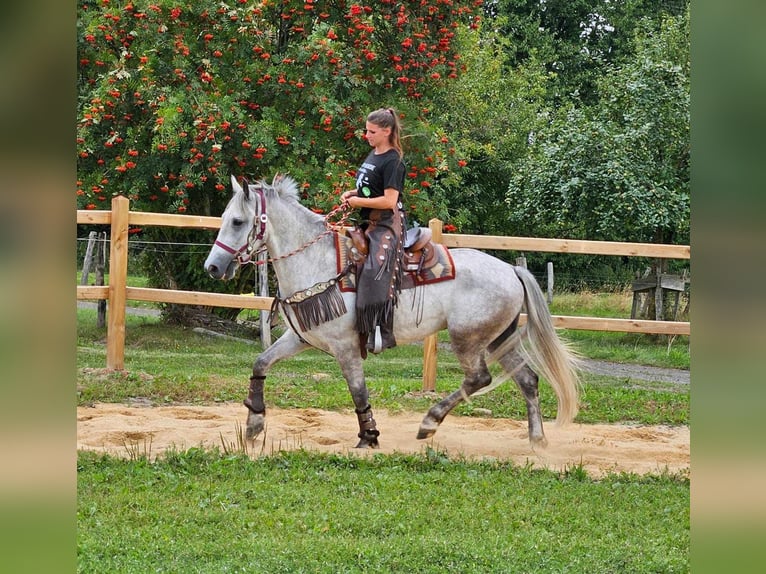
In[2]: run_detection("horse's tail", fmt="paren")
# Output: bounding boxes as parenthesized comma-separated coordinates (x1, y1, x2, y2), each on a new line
(513, 265, 581, 425)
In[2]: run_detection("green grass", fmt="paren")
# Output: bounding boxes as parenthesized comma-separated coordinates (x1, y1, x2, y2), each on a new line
(77, 271, 159, 309)
(564, 330, 689, 369)
(78, 449, 689, 573)
(549, 291, 636, 318)
(77, 271, 150, 288)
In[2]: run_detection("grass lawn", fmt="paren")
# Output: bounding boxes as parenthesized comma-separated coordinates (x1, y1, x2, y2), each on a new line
(78, 449, 689, 573)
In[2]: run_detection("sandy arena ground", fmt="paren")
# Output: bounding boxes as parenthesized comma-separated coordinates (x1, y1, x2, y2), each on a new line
(77, 403, 689, 478)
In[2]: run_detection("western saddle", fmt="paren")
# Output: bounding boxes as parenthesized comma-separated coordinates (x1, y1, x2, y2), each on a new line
(345, 226, 438, 272)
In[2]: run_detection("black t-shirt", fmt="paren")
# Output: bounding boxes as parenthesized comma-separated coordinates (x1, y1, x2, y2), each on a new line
(355, 149, 405, 221)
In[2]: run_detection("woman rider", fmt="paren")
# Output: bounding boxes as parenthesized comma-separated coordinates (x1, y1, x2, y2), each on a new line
(341, 108, 407, 354)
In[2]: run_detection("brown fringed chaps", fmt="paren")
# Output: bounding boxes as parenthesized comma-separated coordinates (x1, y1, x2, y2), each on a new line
(355, 207, 405, 337)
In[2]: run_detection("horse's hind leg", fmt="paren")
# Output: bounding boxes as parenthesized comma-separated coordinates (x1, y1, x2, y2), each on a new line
(244, 330, 310, 440)
(496, 350, 547, 448)
(417, 350, 492, 440)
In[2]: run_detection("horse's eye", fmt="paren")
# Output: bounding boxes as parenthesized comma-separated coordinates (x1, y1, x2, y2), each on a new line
(232, 218, 244, 227)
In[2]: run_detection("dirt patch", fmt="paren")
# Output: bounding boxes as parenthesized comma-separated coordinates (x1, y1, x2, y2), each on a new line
(77, 403, 689, 478)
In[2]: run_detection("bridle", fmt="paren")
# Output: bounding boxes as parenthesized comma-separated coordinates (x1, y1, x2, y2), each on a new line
(213, 178, 269, 266)
(213, 178, 352, 268)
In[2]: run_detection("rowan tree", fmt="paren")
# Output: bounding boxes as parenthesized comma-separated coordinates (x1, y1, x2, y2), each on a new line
(77, 0, 482, 222)
(77, 0, 482, 300)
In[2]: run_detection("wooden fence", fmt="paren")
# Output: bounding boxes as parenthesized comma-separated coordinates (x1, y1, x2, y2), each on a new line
(77, 196, 690, 388)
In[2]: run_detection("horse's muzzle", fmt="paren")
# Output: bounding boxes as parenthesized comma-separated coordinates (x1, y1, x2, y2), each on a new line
(205, 263, 222, 279)
(204, 257, 238, 281)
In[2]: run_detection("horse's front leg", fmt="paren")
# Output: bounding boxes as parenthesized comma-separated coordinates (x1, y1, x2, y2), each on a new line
(335, 348, 379, 449)
(244, 330, 310, 440)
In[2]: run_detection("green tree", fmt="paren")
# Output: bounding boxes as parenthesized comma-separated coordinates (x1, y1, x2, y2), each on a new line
(505, 10, 689, 284)
(488, 0, 688, 105)
(429, 23, 550, 234)
(426, 0, 690, 240)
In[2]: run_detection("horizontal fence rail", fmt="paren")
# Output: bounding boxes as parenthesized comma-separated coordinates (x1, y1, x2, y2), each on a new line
(77, 196, 690, 389)
(440, 234, 690, 259)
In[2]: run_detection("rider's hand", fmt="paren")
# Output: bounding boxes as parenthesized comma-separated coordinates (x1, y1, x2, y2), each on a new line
(341, 190, 356, 205)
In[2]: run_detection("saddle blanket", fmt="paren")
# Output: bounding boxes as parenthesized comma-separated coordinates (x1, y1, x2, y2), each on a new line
(334, 232, 456, 293)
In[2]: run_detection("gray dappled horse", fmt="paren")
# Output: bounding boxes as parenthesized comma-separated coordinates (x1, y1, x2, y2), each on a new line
(204, 175, 579, 449)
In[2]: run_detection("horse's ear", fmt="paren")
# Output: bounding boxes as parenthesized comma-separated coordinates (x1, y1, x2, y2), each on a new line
(230, 175, 242, 195)
(241, 177, 251, 199)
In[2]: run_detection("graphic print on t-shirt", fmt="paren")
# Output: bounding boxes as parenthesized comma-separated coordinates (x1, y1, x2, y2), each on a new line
(356, 161, 377, 197)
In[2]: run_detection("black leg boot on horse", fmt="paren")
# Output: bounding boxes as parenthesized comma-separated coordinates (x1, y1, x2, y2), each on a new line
(355, 405, 380, 448)
(243, 374, 266, 440)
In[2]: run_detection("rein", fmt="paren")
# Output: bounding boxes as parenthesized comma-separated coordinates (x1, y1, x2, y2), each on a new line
(256, 202, 350, 266)
(216, 183, 353, 268)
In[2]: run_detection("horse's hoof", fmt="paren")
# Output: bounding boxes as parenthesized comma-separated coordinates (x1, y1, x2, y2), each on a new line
(416, 427, 437, 440)
(245, 413, 265, 440)
(530, 435, 548, 449)
(355, 438, 380, 449)
(417, 416, 439, 440)
(245, 425, 262, 441)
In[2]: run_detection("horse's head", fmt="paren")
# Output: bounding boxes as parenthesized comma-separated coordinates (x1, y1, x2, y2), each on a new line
(204, 175, 266, 280)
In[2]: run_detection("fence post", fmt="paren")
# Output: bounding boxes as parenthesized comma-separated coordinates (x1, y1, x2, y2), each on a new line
(547, 261, 554, 305)
(96, 231, 107, 328)
(80, 231, 98, 285)
(421, 218, 443, 391)
(106, 196, 129, 370)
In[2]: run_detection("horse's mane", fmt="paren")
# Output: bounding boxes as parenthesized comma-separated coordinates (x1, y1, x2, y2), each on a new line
(232, 174, 300, 210)
(267, 174, 301, 201)
(235, 174, 323, 225)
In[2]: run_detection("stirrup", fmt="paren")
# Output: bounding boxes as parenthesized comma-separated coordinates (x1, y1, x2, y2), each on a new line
(366, 326, 396, 354)
(370, 326, 383, 354)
